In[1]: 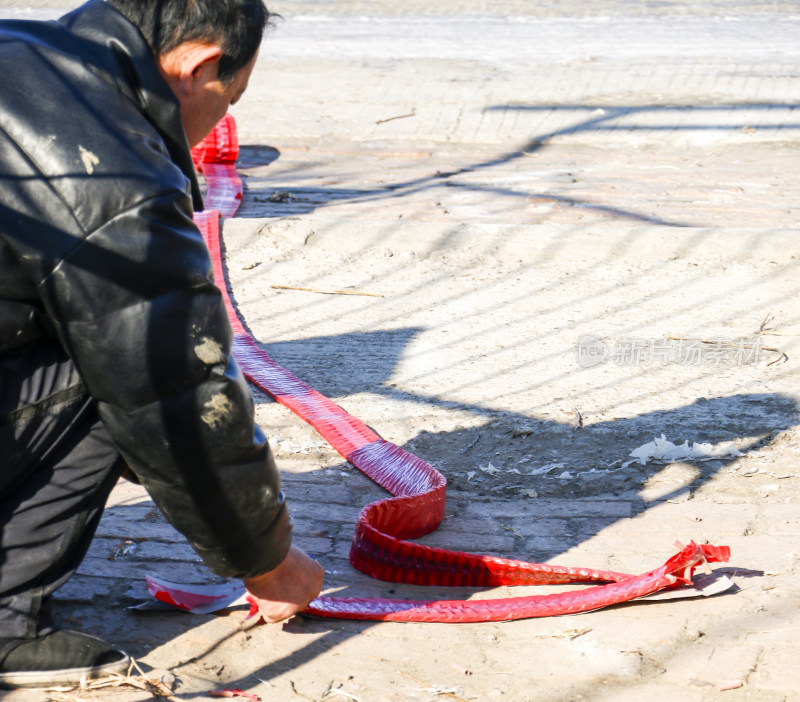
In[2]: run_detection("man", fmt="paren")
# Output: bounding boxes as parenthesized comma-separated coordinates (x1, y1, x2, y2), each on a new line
(0, 0, 323, 688)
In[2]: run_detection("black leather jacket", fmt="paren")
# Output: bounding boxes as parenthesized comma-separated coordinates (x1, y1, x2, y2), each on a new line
(0, 0, 291, 578)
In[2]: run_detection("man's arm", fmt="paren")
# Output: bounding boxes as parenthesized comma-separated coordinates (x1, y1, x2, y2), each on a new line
(37, 188, 293, 579)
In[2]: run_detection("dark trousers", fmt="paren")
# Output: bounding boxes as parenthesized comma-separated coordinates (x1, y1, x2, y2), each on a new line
(0, 342, 123, 640)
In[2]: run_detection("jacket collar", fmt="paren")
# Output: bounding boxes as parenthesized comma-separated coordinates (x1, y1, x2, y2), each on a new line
(58, 0, 204, 211)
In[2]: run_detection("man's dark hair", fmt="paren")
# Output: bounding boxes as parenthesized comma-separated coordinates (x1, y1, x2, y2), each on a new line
(107, 0, 272, 82)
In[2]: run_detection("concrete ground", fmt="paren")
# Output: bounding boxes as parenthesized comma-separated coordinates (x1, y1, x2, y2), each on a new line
(2, 0, 800, 700)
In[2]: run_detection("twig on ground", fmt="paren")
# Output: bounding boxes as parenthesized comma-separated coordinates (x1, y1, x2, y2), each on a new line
(401, 671, 470, 702)
(376, 109, 416, 124)
(209, 689, 260, 700)
(323, 687, 362, 702)
(289, 680, 317, 701)
(422, 687, 471, 702)
(755, 313, 800, 338)
(766, 352, 789, 365)
(532, 626, 592, 640)
(40, 665, 180, 702)
(270, 284, 383, 298)
(463, 434, 480, 453)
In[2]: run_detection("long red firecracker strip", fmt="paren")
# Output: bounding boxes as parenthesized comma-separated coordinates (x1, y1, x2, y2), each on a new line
(151, 114, 733, 622)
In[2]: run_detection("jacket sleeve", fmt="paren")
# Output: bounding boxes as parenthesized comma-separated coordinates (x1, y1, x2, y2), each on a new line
(37, 188, 292, 579)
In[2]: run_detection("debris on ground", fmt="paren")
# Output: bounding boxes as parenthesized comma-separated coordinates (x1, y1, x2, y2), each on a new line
(623, 434, 742, 467)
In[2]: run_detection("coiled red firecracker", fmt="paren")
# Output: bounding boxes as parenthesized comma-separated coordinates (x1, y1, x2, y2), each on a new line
(164, 115, 733, 623)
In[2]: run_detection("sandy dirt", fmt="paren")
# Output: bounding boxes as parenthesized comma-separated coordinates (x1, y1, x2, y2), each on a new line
(2, 0, 800, 700)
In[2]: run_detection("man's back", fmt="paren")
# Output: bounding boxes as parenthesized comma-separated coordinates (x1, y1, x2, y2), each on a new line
(0, 2, 199, 356)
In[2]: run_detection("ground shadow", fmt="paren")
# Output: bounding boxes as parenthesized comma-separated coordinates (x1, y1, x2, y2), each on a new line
(182, 97, 800, 687)
(56, 319, 796, 694)
(235, 100, 800, 229)
(262, 328, 423, 397)
(164, 325, 793, 692)
(48, 100, 800, 695)
(257, 328, 798, 529)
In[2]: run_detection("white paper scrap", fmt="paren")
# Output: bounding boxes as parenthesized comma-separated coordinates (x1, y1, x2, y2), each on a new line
(624, 434, 742, 467)
(530, 462, 565, 476)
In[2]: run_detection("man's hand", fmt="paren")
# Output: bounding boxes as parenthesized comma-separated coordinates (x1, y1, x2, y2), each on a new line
(243, 546, 324, 623)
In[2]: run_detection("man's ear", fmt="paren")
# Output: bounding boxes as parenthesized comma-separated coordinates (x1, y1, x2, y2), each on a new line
(159, 42, 225, 98)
